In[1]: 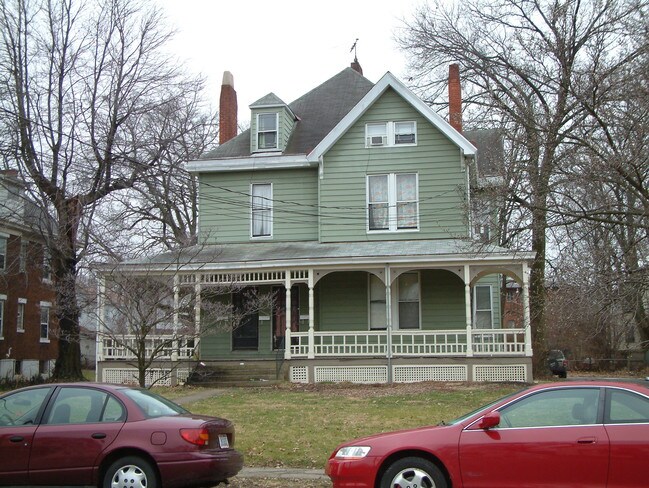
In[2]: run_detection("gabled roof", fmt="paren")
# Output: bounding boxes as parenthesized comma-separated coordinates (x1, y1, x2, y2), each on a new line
(190, 68, 476, 172)
(250, 92, 287, 108)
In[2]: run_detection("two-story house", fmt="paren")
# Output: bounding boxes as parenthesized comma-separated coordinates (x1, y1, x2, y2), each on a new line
(97, 63, 535, 385)
(0, 171, 57, 381)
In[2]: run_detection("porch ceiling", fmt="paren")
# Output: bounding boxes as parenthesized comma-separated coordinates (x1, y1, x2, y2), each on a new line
(115, 240, 534, 273)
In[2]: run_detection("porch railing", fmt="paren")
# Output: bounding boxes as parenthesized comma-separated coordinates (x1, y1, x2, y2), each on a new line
(100, 336, 195, 360)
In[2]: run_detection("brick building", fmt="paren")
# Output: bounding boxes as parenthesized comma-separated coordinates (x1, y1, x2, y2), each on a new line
(0, 170, 57, 380)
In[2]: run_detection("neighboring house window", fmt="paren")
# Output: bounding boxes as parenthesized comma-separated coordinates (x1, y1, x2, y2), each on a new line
(368, 275, 386, 329)
(365, 121, 417, 147)
(0, 236, 7, 271)
(42, 247, 52, 281)
(398, 272, 420, 329)
(367, 173, 418, 232)
(251, 183, 272, 238)
(474, 285, 493, 329)
(17, 299, 26, 332)
(0, 296, 5, 338)
(257, 113, 278, 150)
(40, 303, 50, 341)
(19, 240, 27, 272)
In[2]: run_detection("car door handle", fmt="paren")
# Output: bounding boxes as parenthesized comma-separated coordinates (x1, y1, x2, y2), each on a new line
(9, 436, 24, 443)
(577, 437, 597, 444)
(91, 433, 107, 439)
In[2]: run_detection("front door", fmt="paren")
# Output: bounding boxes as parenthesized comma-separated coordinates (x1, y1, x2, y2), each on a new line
(232, 288, 259, 350)
(272, 286, 300, 350)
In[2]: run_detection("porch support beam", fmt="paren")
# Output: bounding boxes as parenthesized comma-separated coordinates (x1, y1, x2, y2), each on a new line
(172, 275, 180, 362)
(284, 271, 292, 360)
(194, 277, 202, 357)
(96, 275, 106, 363)
(522, 262, 533, 357)
(385, 265, 393, 383)
(308, 269, 315, 359)
(464, 265, 473, 357)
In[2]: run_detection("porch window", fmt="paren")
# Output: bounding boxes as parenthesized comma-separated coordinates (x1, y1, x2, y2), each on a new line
(369, 275, 386, 329)
(367, 173, 418, 232)
(398, 272, 420, 329)
(251, 183, 272, 238)
(474, 285, 493, 329)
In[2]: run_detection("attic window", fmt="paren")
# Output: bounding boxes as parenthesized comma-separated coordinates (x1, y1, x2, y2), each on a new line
(365, 121, 417, 148)
(257, 113, 278, 150)
(394, 121, 416, 144)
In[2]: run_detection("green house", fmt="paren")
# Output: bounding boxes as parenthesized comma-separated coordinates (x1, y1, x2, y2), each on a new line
(98, 65, 535, 385)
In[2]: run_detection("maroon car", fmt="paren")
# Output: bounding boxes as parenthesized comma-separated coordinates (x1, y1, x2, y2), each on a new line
(326, 380, 649, 488)
(0, 382, 243, 488)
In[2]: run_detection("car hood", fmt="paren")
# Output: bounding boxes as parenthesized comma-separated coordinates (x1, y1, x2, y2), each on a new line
(335, 423, 455, 451)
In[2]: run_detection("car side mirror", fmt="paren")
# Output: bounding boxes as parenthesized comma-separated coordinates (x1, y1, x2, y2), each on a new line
(478, 411, 501, 430)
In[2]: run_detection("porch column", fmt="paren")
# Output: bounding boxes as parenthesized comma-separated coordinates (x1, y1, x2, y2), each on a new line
(194, 276, 202, 357)
(464, 265, 474, 357)
(284, 272, 292, 360)
(522, 262, 533, 357)
(96, 275, 106, 362)
(385, 265, 393, 383)
(308, 269, 315, 359)
(172, 275, 180, 362)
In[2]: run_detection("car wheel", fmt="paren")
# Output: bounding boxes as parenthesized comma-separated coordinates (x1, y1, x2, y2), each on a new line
(103, 456, 158, 488)
(380, 457, 447, 488)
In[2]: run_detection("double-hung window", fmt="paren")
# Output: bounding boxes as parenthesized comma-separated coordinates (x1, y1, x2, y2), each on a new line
(398, 272, 420, 329)
(369, 275, 387, 329)
(257, 113, 278, 150)
(17, 299, 26, 332)
(365, 121, 417, 147)
(473, 285, 493, 329)
(367, 173, 418, 232)
(40, 303, 50, 342)
(394, 121, 416, 144)
(251, 183, 272, 238)
(0, 236, 7, 271)
(0, 296, 5, 338)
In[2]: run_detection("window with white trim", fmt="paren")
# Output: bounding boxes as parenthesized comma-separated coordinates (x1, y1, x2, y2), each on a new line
(0, 297, 4, 338)
(40, 304, 50, 341)
(251, 183, 272, 238)
(474, 285, 493, 329)
(398, 272, 420, 329)
(17, 300, 26, 332)
(368, 275, 386, 329)
(257, 113, 278, 150)
(367, 173, 419, 232)
(365, 121, 417, 147)
(19, 240, 27, 272)
(0, 236, 7, 271)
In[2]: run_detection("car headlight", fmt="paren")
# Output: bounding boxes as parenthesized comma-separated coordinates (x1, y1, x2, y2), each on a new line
(335, 446, 371, 458)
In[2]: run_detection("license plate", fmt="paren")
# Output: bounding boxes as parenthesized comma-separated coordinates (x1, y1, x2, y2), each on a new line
(218, 434, 230, 449)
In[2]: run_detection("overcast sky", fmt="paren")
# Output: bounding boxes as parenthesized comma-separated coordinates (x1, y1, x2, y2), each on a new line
(158, 0, 425, 125)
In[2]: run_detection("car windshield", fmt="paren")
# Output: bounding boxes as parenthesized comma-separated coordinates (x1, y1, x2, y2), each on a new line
(446, 389, 523, 426)
(121, 388, 189, 418)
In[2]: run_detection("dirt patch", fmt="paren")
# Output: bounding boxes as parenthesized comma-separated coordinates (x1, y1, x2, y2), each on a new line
(228, 477, 331, 488)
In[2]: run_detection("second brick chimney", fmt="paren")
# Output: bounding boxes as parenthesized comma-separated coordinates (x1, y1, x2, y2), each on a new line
(219, 71, 238, 145)
(448, 64, 462, 133)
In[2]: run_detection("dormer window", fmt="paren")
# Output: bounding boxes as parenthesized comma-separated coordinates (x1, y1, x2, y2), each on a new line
(257, 113, 278, 150)
(365, 121, 417, 148)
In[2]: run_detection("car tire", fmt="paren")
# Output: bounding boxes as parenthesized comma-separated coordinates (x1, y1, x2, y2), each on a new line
(380, 456, 447, 488)
(103, 456, 158, 488)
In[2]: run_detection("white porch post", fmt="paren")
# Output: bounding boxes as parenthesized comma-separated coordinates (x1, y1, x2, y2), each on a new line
(194, 276, 202, 358)
(96, 275, 106, 363)
(308, 269, 315, 359)
(522, 262, 533, 357)
(464, 265, 474, 357)
(284, 272, 292, 360)
(385, 265, 393, 383)
(172, 275, 180, 362)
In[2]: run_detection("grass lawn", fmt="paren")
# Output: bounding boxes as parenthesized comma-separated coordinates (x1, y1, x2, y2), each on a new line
(175, 382, 522, 469)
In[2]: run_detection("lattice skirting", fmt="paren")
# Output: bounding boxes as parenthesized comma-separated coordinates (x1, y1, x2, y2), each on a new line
(393, 365, 468, 382)
(290, 366, 309, 383)
(473, 364, 527, 382)
(314, 366, 388, 384)
(102, 367, 190, 387)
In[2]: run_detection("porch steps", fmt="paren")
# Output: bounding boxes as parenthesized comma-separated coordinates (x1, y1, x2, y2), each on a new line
(186, 361, 287, 387)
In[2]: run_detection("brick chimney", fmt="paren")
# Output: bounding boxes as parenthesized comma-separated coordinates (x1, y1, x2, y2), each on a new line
(351, 57, 363, 75)
(219, 71, 238, 145)
(448, 64, 462, 133)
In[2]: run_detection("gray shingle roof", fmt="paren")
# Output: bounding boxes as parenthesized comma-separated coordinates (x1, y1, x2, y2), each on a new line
(202, 68, 374, 160)
(250, 92, 286, 107)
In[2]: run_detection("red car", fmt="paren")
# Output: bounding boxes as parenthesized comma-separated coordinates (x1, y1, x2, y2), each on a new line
(326, 380, 649, 488)
(0, 382, 243, 488)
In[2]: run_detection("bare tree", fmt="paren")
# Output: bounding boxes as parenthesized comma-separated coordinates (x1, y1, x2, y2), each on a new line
(0, 0, 211, 379)
(398, 0, 646, 369)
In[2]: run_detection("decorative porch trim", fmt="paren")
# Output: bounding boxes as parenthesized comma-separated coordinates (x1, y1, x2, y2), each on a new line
(473, 364, 527, 382)
(314, 365, 388, 383)
(290, 366, 309, 383)
(102, 367, 190, 387)
(393, 365, 468, 382)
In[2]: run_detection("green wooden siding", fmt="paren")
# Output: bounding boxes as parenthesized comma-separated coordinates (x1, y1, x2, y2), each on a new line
(420, 270, 466, 330)
(317, 272, 368, 331)
(319, 88, 469, 242)
(198, 169, 318, 243)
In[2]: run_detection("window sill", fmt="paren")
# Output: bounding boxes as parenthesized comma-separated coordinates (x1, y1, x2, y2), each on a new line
(39, 338, 50, 344)
(17, 329, 24, 334)
(364, 143, 418, 149)
(250, 235, 273, 240)
(366, 228, 420, 234)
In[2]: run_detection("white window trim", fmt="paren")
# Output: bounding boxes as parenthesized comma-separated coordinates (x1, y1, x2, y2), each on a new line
(366, 173, 420, 233)
(393, 271, 421, 330)
(250, 183, 273, 239)
(256, 112, 279, 151)
(365, 121, 417, 148)
(40, 301, 51, 343)
(0, 235, 7, 272)
(17, 298, 26, 333)
(473, 285, 494, 329)
(19, 240, 27, 273)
